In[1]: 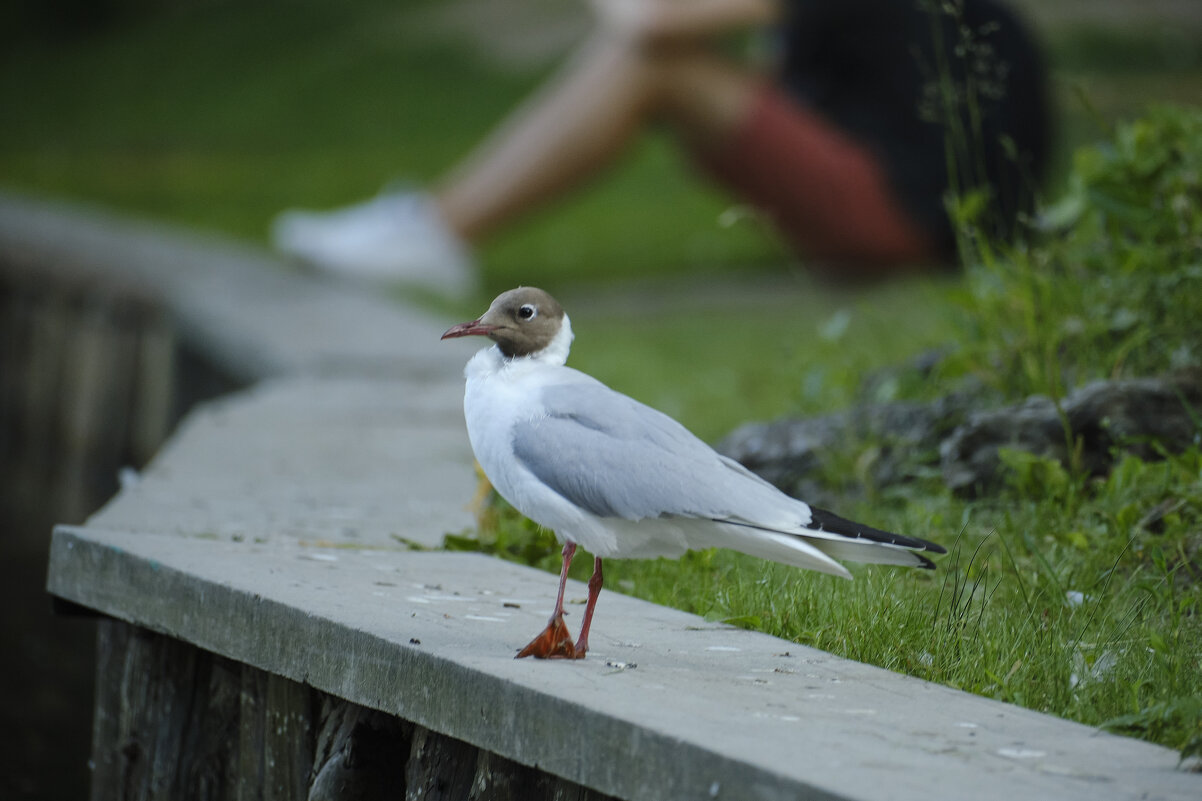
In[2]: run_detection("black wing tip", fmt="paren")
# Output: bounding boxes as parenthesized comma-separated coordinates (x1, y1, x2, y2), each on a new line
(809, 506, 946, 555)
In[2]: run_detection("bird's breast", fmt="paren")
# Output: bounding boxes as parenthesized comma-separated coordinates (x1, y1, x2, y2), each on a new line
(463, 369, 544, 486)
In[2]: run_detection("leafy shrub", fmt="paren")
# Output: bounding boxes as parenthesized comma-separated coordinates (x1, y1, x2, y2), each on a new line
(947, 104, 1202, 400)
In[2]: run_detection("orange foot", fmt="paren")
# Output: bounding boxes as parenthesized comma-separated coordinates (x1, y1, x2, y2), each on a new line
(515, 614, 586, 659)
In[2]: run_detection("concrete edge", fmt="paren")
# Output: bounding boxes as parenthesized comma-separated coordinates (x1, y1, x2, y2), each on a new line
(46, 525, 830, 801)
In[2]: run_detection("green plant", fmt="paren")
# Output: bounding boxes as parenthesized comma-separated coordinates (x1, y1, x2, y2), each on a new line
(945, 105, 1202, 401)
(1103, 696, 1202, 764)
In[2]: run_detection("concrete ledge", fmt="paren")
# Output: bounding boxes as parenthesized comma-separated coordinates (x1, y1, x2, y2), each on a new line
(47, 381, 1201, 801)
(88, 376, 477, 549)
(0, 190, 470, 382)
(49, 523, 1198, 801)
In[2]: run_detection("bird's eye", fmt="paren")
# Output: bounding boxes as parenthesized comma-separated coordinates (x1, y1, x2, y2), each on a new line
(518, 304, 537, 320)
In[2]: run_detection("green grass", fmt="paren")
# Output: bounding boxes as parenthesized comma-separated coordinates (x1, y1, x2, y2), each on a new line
(458, 432, 1202, 761)
(563, 274, 956, 441)
(453, 106, 1202, 760)
(4, 0, 1200, 759)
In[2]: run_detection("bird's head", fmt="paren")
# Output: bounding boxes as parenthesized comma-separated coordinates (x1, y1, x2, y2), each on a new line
(441, 286, 573, 361)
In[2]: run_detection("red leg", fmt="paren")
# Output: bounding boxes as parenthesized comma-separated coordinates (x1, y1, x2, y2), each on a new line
(573, 557, 604, 657)
(516, 542, 579, 659)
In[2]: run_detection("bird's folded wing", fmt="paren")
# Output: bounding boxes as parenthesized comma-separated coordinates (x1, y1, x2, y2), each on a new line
(512, 382, 800, 524)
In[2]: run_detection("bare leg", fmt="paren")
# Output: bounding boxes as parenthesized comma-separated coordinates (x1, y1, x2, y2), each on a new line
(435, 35, 761, 243)
(516, 541, 580, 659)
(573, 557, 604, 657)
(551, 541, 576, 619)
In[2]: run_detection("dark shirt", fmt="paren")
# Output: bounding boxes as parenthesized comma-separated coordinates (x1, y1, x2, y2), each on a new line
(779, 0, 1051, 254)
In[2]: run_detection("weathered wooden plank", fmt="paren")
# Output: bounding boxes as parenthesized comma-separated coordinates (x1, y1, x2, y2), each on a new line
(309, 700, 409, 801)
(237, 667, 316, 801)
(1, 262, 172, 524)
(92, 619, 619, 801)
(2, 262, 182, 799)
(90, 619, 124, 801)
(59, 301, 131, 523)
(93, 620, 241, 801)
(463, 749, 618, 801)
(22, 296, 72, 491)
(405, 725, 481, 801)
(130, 319, 177, 469)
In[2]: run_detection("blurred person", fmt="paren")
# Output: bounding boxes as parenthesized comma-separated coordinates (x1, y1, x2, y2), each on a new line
(272, 0, 1050, 296)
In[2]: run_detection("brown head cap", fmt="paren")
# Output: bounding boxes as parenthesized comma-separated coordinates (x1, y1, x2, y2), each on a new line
(441, 287, 566, 358)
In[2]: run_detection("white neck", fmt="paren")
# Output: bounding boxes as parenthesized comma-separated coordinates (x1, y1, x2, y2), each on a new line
(532, 313, 573, 366)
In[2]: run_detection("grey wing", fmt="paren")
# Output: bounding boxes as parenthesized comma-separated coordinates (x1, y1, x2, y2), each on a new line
(511, 381, 791, 522)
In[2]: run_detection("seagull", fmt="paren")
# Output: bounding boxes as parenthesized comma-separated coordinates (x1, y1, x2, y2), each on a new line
(442, 287, 945, 659)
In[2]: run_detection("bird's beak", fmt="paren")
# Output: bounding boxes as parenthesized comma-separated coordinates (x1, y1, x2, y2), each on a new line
(441, 319, 497, 340)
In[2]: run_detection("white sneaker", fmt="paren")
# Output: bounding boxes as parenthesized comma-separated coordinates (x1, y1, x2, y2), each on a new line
(271, 189, 477, 298)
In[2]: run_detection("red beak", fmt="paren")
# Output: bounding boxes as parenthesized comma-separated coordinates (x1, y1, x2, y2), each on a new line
(441, 319, 497, 340)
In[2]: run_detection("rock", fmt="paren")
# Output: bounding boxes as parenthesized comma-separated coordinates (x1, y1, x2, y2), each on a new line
(938, 395, 1067, 493)
(718, 390, 982, 505)
(941, 368, 1202, 494)
(719, 369, 1202, 500)
(720, 412, 844, 485)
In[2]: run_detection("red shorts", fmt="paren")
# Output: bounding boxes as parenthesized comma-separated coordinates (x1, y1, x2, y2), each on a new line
(691, 84, 938, 278)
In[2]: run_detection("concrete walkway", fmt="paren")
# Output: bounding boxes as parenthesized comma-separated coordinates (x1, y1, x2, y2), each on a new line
(7, 191, 1196, 800)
